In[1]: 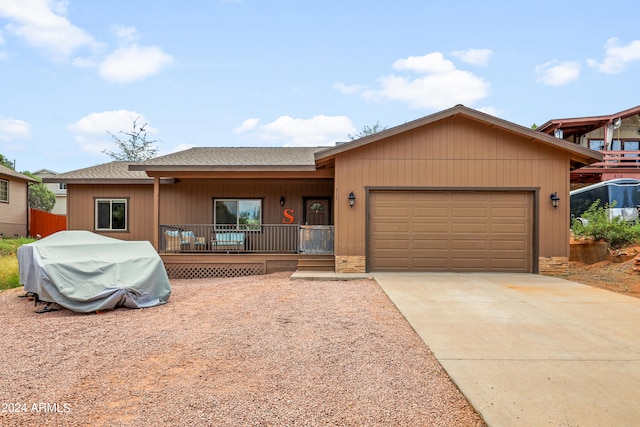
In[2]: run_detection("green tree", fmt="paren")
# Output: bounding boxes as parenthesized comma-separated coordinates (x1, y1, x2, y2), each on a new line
(22, 172, 56, 212)
(0, 154, 14, 169)
(348, 121, 388, 140)
(102, 116, 160, 161)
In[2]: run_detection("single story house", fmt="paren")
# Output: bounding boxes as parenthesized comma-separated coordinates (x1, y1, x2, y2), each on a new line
(537, 105, 640, 183)
(47, 105, 601, 277)
(0, 164, 38, 237)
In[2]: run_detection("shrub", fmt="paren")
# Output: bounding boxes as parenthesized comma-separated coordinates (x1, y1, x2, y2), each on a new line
(572, 200, 640, 249)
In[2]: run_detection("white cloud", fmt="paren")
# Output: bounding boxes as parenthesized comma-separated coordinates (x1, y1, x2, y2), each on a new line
(392, 52, 456, 74)
(587, 37, 640, 74)
(0, 117, 31, 141)
(113, 25, 137, 42)
(333, 82, 364, 94)
(98, 44, 174, 83)
(0, 2, 172, 83)
(0, 0, 102, 58)
(233, 118, 260, 134)
(67, 110, 155, 156)
(536, 60, 580, 86)
(345, 52, 490, 110)
(451, 48, 493, 66)
(241, 115, 355, 146)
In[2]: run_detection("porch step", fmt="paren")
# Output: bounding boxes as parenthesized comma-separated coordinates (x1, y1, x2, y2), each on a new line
(297, 256, 335, 271)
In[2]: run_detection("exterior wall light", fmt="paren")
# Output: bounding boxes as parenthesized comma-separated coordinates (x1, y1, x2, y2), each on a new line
(280, 196, 285, 206)
(348, 191, 356, 207)
(550, 192, 560, 209)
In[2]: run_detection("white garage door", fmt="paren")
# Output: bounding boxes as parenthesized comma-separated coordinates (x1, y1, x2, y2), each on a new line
(369, 191, 532, 272)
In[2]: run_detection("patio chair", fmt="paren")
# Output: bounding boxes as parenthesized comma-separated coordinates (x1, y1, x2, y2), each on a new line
(165, 230, 181, 251)
(181, 230, 207, 251)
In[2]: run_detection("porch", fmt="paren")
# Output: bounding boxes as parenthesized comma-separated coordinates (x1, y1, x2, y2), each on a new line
(571, 149, 640, 182)
(158, 224, 335, 278)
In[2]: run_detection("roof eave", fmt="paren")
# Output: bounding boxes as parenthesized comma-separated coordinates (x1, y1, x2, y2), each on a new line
(537, 105, 640, 134)
(128, 164, 318, 172)
(42, 178, 176, 185)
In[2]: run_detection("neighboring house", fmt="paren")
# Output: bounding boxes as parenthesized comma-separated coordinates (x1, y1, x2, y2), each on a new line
(32, 168, 67, 215)
(537, 105, 640, 183)
(0, 164, 38, 237)
(46, 105, 601, 278)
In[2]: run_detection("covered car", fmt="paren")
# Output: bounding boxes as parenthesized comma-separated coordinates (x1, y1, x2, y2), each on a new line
(18, 230, 171, 313)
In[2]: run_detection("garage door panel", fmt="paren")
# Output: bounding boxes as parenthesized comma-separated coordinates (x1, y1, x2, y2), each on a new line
(491, 223, 528, 234)
(411, 258, 450, 269)
(452, 208, 488, 218)
(450, 258, 488, 269)
(372, 239, 409, 250)
(491, 207, 528, 218)
(412, 222, 450, 233)
(373, 223, 410, 233)
(452, 222, 488, 233)
(412, 239, 449, 249)
(373, 206, 411, 217)
(491, 240, 527, 251)
(452, 239, 487, 250)
(370, 191, 532, 272)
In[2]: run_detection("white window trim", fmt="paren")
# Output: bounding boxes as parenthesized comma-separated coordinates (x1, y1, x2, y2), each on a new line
(95, 198, 128, 231)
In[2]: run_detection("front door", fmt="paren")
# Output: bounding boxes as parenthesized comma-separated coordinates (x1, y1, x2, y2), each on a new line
(305, 198, 330, 225)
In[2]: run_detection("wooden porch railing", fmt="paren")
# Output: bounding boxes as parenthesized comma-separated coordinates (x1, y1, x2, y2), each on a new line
(588, 150, 640, 168)
(159, 224, 333, 254)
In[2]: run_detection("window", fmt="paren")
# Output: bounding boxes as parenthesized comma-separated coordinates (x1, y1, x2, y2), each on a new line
(214, 199, 262, 229)
(59, 183, 67, 190)
(0, 179, 7, 203)
(95, 199, 127, 231)
(309, 202, 325, 213)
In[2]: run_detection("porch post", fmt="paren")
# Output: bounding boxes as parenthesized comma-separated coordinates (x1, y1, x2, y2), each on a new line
(153, 176, 160, 250)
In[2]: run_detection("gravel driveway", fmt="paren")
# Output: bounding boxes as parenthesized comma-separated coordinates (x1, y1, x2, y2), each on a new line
(0, 272, 484, 426)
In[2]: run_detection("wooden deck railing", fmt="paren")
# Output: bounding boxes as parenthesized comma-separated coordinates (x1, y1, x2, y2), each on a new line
(588, 150, 640, 168)
(159, 224, 333, 254)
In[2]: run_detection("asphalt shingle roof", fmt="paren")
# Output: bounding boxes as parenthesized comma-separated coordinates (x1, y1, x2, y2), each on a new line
(133, 147, 330, 168)
(43, 161, 151, 183)
(0, 164, 38, 182)
(43, 147, 335, 183)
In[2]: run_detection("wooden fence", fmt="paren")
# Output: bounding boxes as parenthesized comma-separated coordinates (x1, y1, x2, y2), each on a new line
(30, 208, 66, 238)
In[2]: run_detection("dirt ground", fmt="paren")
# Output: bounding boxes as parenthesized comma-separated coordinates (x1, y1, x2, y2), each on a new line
(563, 244, 640, 298)
(0, 273, 484, 427)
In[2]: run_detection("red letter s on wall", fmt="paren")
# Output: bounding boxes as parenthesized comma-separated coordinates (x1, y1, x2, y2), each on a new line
(282, 209, 294, 224)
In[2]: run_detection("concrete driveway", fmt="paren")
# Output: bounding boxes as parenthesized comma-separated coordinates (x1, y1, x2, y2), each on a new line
(374, 272, 640, 427)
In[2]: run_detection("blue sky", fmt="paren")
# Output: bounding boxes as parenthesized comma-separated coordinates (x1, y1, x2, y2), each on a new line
(1, 0, 639, 173)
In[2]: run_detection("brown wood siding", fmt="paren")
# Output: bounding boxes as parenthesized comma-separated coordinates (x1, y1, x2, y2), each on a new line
(0, 179, 29, 236)
(369, 191, 532, 272)
(68, 179, 333, 243)
(159, 179, 332, 226)
(334, 115, 570, 261)
(67, 184, 155, 241)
